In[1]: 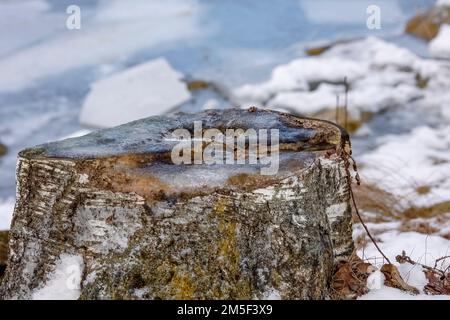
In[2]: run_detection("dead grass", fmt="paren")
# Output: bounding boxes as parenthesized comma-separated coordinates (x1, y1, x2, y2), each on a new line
(416, 185, 431, 195)
(402, 201, 450, 219)
(351, 182, 401, 222)
(399, 220, 439, 235)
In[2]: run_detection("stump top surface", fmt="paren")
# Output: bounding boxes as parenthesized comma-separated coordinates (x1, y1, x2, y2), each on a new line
(21, 109, 347, 160)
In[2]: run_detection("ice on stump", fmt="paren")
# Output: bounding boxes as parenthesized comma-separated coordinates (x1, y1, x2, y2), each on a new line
(1, 109, 354, 299)
(79, 58, 191, 128)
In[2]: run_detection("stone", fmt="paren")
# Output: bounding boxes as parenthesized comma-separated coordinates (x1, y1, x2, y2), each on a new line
(405, 6, 450, 41)
(0, 143, 7, 157)
(0, 109, 354, 299)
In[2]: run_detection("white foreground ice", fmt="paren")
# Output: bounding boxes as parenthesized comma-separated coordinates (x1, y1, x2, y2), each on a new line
(79, 58, 191, 128)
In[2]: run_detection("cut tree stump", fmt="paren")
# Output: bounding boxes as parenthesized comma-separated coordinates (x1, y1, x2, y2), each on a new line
(0, 109, 354, 299)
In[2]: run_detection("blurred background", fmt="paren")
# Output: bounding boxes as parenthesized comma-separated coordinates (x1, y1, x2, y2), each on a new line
(1, 0, 450, 298)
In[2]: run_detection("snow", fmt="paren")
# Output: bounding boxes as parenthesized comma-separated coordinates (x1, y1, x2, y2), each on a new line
(436, 0, 450, 7)
(0, 0, 203, 92)
(0, 198, 15, 230)
(359, 126, 450, 208)
(359, 285, 450, 300)
(32, 254, 84, 300)
(430, 25, 450, 59)
(360, 231, 450, 269)
(79, 58, 191, 128)
(262, 288, 282, 300)
(356, 229, 450, 300)
(269, 83, 344, 115)
(233, 37, 450, 121)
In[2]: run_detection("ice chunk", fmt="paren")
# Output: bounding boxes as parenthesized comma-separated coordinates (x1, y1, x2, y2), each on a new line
(79, 58, 191, 128)
(58, 130, 92, 141)
(430, 25, 450, 59)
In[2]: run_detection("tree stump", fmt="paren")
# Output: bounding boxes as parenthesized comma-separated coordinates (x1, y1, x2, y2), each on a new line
(0, 109, 354, 299)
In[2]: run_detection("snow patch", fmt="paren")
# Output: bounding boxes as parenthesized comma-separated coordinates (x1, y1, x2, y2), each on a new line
(262, 288, 282, 300)
(430, 24, 450, 59)
(0, 198, 15, 230)
(360, 126, 450, 208)
(233, 37, 450, 120)
(436, 0, 450, 7)
(32, 254, 84, 300)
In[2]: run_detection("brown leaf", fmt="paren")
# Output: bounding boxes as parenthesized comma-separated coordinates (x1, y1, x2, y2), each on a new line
(331, 254, 373, 299)
(423, 269, 450, 295)
(381, 264, 419, 295)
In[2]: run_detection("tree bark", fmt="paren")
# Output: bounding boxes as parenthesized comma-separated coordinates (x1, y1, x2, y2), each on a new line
(0, 109, 354, 299)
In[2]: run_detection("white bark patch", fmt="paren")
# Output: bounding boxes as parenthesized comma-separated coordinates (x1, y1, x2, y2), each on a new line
(325, 203, 347, 220)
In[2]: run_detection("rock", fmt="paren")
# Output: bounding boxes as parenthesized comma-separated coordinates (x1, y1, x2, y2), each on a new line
(186, 80, 212, 91)
(305, 38, 361, 56)
(0, 109, 354, 300)
(0, 231, 7, 281)
(0, 143, 7, 157)
(79, 58, 191, 128)
(405, 5, 450, 41)
(306, 45, 332, 57)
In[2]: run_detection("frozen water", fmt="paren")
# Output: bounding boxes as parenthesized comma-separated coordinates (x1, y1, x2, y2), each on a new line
(79, 58, 191, 128)
(22, 109, 330, 159)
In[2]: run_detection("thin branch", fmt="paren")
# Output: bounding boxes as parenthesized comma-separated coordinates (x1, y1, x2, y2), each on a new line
(350, 186, 392, 265)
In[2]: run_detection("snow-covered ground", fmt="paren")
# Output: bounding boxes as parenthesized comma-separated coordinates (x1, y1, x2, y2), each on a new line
(1, 0, 449, 300)
(0, 198, 14, 231)
(430, 25, 450, 59)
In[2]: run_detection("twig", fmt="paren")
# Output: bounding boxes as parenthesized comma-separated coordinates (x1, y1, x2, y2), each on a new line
(350, 185, 392, 265)
(344, 77, 348, 131)
(397, 251, 446, 276)
(434, 255, 450, 270)
(335, 94, 340, 125)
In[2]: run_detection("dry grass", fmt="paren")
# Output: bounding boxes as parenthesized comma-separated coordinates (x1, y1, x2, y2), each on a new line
(402, 201, 450, 219)
(351, 182, 401, 222)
